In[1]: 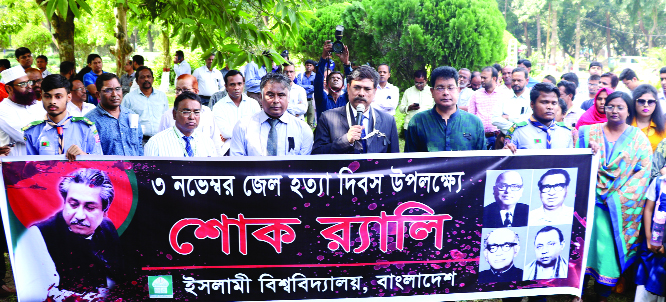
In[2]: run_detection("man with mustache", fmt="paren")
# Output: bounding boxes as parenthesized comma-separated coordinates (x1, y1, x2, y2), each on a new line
(312, 65, 399, 154)
(503, 83, 573, 151)
(492, 67, 533, 135)
(121, 66, 169, 144)
(528, 169, 574, 225)
(211, 70, 258, 155)
(25, 68, 43, 101)
(0, 66, 46, 156)
(23, 74, 102, 159)
(230, 72, 313, 156)
(84, 73, 144, 156)
(14, 168, 122, 300)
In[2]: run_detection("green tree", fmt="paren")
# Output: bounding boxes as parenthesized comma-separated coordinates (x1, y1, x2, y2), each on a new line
(14, 23, 53, 55)
(342, 0, 506, 90)
(293, 2, 350, 61)
(0, 0, 46, 50)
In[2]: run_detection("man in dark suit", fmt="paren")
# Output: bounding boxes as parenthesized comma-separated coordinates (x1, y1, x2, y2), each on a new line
(478, 228, 524, 283)
(483, 170, 529, 227)
(312, 65, 399, 154)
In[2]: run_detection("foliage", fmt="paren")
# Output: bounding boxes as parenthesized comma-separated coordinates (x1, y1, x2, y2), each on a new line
(292, 2, 350, 61)
(13, 23, 53, 55)
(132, 0, 314, 70)
(341, 0, 506, 91)
(0, 0, 46, 49)
(72, 0, 116, 66)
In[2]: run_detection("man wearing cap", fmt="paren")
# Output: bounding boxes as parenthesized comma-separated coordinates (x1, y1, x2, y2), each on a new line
(0, 66, 46, 156)
(295, 59, 317, 127)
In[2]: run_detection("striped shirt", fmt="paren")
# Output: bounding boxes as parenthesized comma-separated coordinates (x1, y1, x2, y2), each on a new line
(144, 126, 217, 157)
(468, 88, 502, 132)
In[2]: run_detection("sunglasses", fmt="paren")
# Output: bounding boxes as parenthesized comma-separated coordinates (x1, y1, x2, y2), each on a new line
(636, 99, 657, 106)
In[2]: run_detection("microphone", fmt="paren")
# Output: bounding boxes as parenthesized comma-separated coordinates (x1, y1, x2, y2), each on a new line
(356, 104, 365, 126)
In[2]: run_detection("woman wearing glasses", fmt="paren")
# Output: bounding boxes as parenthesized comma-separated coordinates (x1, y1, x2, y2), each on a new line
(629, 84, 666, 152)
(577, 91, 652, 302)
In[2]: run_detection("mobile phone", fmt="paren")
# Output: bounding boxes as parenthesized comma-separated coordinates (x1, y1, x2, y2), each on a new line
(5, 142, 16, 147)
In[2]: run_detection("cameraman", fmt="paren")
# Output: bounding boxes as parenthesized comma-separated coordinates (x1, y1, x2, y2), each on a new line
(313, 40, 353, 120)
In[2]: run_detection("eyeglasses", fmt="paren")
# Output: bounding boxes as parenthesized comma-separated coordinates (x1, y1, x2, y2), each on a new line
(535, 241, 559, 251)
(604, 105, 626, 112)
(12, 80, 34, 88)
(175, 88, 191, 94)
(539, 183, 566, 193)
(636, 99, 657, 106)
(102, 87, 123, 94)
(177, 110, 201, 117)
(433, 86, 457, 92)
(487, 242, 518, 253)
(496, 183, 523, 192)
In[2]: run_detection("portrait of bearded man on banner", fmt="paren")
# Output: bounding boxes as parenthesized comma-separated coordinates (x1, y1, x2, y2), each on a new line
(14, 168, 122, 301)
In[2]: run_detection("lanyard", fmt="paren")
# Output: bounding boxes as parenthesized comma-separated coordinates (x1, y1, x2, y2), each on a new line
(345, 103, 384, 140)
(172, 126, 197, 157)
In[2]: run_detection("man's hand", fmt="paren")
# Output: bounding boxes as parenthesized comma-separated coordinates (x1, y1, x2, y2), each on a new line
(347, 125, 364, 144)
(503, 141, 517, 154)
(65, 145, 86, 162)
(588, 141, 601, 155)
(336, 45, 350, 65)
(407, 103, 420, 111)
(0, 145, 10, 157)
(501, 114, 509, 120)
(322, 40, 333, 60)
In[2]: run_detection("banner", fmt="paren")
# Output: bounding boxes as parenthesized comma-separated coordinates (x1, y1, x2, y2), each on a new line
(0, 150, 598, 301)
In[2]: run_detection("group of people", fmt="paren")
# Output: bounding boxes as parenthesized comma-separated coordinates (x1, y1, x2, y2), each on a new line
(0, 42, 665, 301)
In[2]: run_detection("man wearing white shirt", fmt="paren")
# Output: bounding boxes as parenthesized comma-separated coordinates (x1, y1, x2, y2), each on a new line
(173, 50, 191, 78)
(528, 169, 575, 226)
(492, 67, 532, 134)
(145, 91, 217, 157)
(122, 66, 169, 143)
(157, 74, 224, 156)
(496, 66, 513, 94)
(36, 55, 52, 78)
(372, 64, 399, 115)
(398, 70, 434, 130)
(213, 70, 260, 155)
(0, 66, 46, 156)
(231, 73, 313, 156)
(66, 79, 95, 117)
(283, 62, 308, 120)
(458, 68, 473, 111)
(193, 54, 224, 107)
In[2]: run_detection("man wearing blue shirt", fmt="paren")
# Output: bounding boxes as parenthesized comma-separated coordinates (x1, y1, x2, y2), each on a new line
(24, 75, 103, 160)
(82, 54, 107, 105)
(313, 40, 353, 119)
(231, 73, 313, 156)
(121, 66, 169, 143)
(295, 59, 317, 127)
(244, 61, 267, 105)
(85, 73, 143, 156)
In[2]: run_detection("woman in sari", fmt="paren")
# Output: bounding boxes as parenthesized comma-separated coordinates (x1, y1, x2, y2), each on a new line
(576, 87, 613, 130)
(577, 91, 652, 301)
(629, 84, 666, 152)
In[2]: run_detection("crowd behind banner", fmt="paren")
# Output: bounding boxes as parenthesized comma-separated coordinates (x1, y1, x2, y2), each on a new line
(0, 40, 665, 301)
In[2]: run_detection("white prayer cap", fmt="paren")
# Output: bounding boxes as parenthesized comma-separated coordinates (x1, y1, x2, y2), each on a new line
(1, 66, 27, 84)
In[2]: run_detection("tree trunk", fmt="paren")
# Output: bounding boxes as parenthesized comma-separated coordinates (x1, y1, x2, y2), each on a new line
(133, 28, 138, 51)
(147, 25, 154, 52)
(536, 14, 541, 54)
(546, 3, 551, 61)
(162, 25, 172, 70)
(575, 14, 581, 70)
(549, 4, 558, 65)
(523, 22, 531, 57)
(638, 10, 650, 50)
(648, 7, 658, 49)
(606, 12, 611, 59)
(35, 0, 75, 62)
(110, 3, 133, 76)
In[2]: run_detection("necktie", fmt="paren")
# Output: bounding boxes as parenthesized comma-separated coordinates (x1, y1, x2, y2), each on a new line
(529, 117, 556, 149)
(45, 117, 71, 155)
(504, 212, 512, 227)
(360, 115, 367, 153)
(183, 136, 194, 157)
(267, 119, 278, 156)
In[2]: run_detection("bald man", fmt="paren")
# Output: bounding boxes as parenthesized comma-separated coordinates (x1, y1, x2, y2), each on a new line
(479, 228, 524, 283)
(483, 171, 529, 228)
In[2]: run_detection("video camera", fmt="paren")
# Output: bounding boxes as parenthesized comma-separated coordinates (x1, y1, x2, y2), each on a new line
(332, 25, 345, 54)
